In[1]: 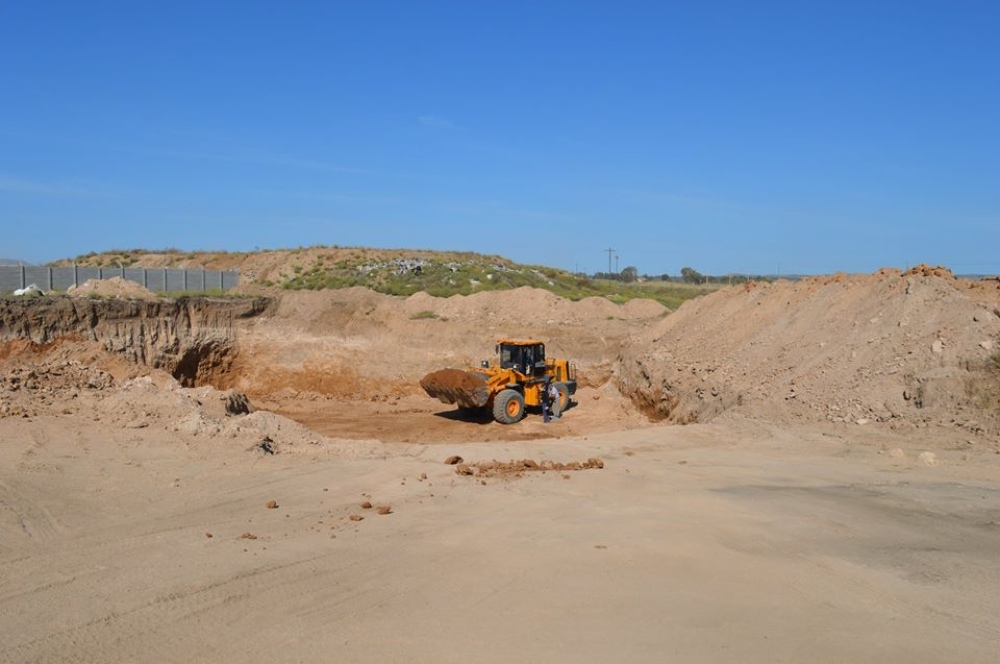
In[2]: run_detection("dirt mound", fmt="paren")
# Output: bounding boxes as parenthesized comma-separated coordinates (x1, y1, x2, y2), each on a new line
(421, 369, 484, 393)
(402, 287, 666, 326)
(67, 277, 159, 300)
(621, 297, 671, 318)
(617, 269, 1000, 439)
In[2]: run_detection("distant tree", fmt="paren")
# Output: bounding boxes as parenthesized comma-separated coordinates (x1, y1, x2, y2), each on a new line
(680, 266, 704, 284)
(620, 266, 638, 283)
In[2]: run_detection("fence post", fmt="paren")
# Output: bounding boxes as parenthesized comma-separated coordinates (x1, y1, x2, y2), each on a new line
(47, 268, 52, 291)
(20, 264, 25, 289)
(74, 264, 79, 288)
(143, 269, 147, 289)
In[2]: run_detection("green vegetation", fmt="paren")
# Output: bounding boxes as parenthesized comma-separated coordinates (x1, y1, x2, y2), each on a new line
(46, 246, 727, 310)
(681, 266, 704, 283)
(410, 310, 439, 320)
(67, 247, 185, 268)
(282, 256, 719, 309)
(623, 280, 720, 309)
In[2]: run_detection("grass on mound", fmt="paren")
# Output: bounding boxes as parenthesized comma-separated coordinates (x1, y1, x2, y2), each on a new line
(48, 246, 720, 309)
(282, 258, 716, 309)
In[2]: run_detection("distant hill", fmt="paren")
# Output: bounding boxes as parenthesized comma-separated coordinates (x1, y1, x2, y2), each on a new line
(48, 246, 718, 309)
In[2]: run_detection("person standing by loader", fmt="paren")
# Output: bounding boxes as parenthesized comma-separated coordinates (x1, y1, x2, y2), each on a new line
(547, 380, 561, 421)
(542, 377, 552, 423)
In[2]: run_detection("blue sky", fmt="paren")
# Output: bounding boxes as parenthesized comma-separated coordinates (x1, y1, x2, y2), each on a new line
(1, 1, 997, 275)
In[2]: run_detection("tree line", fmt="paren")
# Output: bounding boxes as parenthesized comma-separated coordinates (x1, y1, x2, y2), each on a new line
(590, 266, 775, 285)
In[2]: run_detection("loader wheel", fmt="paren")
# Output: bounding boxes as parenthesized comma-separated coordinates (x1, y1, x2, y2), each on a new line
(493, 390, 525, 424)
(552, 382, 571, 414)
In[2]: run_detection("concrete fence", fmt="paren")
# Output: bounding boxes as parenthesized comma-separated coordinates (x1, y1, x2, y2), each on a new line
(0, 266, 239, 294)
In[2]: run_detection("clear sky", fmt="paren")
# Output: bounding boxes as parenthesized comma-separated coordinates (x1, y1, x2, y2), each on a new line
(1, 1, 997, 276)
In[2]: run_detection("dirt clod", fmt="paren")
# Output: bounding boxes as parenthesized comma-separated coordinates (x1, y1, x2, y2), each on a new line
(254, 436, 277, 455)
(455, 458, 605, 478)
(225, 390, 253, 415)
(266, 500, 279, 509)
(918, 451, 938, 467)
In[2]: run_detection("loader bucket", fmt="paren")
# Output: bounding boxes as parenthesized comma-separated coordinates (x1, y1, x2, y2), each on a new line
(420, 369, 490, 410)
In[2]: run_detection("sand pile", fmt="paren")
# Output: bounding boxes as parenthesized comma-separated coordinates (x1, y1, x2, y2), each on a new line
(67, 277, 159, 300)
(403, 287, 668, 325)
(419, 368, 490, 409)
(617, 268, 1000, 440)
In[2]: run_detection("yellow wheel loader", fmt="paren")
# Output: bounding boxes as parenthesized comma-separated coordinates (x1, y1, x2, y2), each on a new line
(420, 339, 577, 424)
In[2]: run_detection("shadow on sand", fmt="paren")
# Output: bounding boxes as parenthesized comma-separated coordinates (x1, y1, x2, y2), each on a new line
(432, 400, 577, 425)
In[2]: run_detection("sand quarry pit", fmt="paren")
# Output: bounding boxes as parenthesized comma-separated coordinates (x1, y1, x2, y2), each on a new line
(2, 270, 1000, 663)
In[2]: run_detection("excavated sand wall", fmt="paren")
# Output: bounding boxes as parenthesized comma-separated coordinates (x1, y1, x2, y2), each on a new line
(0, 297, 271, 386)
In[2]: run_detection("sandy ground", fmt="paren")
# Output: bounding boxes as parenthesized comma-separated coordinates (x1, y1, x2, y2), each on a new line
(1, 413, 999, 663)
(2, 270, 1000, 662)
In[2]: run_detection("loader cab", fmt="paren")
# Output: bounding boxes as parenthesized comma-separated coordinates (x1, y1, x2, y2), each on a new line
(497, 341, 546, 376)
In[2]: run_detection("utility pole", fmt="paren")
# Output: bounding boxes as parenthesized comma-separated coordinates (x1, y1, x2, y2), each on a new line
(615, 253, 619, 273)
(604, 248, 615, 275)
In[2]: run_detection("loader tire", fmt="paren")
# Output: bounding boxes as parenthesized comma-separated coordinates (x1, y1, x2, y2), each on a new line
(493, 390, 525, 424)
